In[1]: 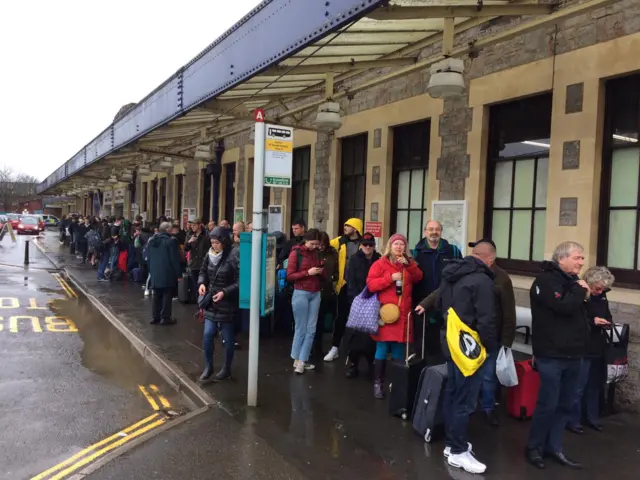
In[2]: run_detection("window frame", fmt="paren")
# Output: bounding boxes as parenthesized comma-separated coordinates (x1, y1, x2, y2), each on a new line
(339, 133, 368, 228)
(291, 146, 311, 227)
(484, 152, 548, 274)
(390, 120, 431, 246)
(597, 75, 640, 288)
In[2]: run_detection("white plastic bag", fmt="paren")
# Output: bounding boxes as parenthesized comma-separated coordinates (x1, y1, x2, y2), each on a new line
(496, 347, 519, 387)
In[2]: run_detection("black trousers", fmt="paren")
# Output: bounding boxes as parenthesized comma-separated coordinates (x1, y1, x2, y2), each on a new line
(312, 294, 336, 357)
(331, 288, 350, 348)
(152, 287, 174, 321)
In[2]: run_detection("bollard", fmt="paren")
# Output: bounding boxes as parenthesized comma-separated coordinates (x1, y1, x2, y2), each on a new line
(24, 240, 29, 265)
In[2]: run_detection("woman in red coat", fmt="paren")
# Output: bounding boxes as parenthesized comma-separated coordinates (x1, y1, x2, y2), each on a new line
(366, 233, 423, 399)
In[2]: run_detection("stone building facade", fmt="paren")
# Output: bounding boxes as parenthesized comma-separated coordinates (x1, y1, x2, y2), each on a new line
(64, 1, 640, 407)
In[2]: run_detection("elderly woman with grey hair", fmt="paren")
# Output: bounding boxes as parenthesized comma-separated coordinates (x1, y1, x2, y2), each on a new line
(567, 265, 615, 434)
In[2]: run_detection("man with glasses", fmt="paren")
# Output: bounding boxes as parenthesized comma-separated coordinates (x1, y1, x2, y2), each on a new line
(412, 220, 462, 359)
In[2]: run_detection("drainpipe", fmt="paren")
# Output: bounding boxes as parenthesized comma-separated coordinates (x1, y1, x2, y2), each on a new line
(212, 139, 225, 223)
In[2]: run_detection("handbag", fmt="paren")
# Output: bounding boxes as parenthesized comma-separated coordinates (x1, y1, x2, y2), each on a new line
(445, 307, 487, 377)
(605, 323, 629, 384)
(346, 287, 380, 335)
(379, 272, 403, 324)
(196, 252, 228, 321)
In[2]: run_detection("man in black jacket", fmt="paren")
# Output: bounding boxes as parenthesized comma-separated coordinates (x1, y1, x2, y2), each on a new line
(277, 218, 306, 265)
(525, 241, 589, 470)
(147, 222, 181, 326)
(435, 243, 497, 475)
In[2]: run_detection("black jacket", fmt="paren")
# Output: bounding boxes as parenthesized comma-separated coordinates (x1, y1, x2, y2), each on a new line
(76, 223, 90, 242)
(529, 261, 589, 358)
(413, 238, 462, 305)
(585, 290, 612, 357)
(278, 236, 303, 265)
(184, 230, 210, 272)
(436, 256, 498, 354)
(346, 250, 381, 300)
(147, 233, 181, 289)
(197, 247, 240, 322)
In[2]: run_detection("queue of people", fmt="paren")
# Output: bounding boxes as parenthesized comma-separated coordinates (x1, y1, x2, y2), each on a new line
(57, 213, 623, 476)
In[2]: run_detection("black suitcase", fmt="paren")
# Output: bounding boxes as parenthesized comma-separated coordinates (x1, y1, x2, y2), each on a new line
(178, 272, 191, 304)
(411, 363, 448, 443)
(388, 313, 427, 420)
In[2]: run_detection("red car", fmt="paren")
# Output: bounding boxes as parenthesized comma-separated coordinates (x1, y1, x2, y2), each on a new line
(23, 215, 45, 232)
(17, 216, 40, 235)
(7, 213, 20, 229)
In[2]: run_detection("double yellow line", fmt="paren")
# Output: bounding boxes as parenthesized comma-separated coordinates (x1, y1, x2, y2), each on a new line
(138, 384, 172, 411)
(52, 273, 78, 299)
(30, 413, 166, 480)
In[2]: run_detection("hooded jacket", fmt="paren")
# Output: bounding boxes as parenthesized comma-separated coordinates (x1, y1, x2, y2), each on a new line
(346, 249, 381, 300)
(197, 245, 239, 322)
(184, 228, 210, 272)
(147, 232, 182, 289)
(530, 261, 589, 358)
(330, 217, 363, 293)
(436, 256, 498, 354)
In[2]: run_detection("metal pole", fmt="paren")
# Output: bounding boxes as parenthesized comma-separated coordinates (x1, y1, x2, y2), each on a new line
(24, 240, 30, 265)
(247, 111, 266, 407)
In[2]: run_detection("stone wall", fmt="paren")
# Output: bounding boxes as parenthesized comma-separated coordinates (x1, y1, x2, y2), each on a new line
(313, 132, 332, 230)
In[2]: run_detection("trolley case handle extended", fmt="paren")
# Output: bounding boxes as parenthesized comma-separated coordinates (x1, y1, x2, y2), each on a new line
(405, 311, 426, 367)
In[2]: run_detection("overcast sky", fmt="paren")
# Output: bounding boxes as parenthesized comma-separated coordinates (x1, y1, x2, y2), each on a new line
(0, 0, 262, 181)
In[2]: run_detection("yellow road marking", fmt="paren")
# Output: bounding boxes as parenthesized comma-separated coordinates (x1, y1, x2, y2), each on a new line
(30, 414, 159, 480)
(52, 274, 75, 299)
(59, 276, 78, 299)
(138, 385, 160, 411)
(150, 384, 172, 409)
(48, 418, 166, 480)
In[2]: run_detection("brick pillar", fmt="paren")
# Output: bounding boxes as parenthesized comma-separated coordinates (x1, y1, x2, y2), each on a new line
(437, 96, 472, 200)
(313, 132, 332, 230)
(236, 146, 246, 209)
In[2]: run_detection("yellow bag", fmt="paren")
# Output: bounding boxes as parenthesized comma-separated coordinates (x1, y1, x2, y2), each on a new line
(445, 307, 487, 377)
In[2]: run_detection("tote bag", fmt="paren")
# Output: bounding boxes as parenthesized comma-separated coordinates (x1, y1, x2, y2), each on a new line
(445, 307, 487, 377)
(346, 287, 380, 335)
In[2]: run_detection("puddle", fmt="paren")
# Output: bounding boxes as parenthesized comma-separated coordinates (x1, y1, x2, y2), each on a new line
(50, 296, 184, 409)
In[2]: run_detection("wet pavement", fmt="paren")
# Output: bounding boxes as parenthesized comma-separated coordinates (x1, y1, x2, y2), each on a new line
(0, 233, 184, 480)
(35, 231, 640, 479)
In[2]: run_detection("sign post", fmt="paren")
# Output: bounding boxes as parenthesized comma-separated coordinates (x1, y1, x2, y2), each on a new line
(264, 125, 293, 187)
(248, 109, 266, 407)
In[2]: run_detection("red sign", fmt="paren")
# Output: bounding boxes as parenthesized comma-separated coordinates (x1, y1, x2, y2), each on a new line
(364, 221, 382, 237)
(254, 109, 265, 122)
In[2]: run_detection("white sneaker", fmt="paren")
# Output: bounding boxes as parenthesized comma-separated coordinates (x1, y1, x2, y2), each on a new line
(293, 360, 299, 369)
(324, 346, 339, 362)
(443, 442, 473, 458)
(294, 361, 305, 374)
(447, 451, 486, 474)
(304, 363, 316, 371)
(144, 290, 150, 297)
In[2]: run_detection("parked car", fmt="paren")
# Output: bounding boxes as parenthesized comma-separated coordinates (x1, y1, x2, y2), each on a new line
(25, 215, 46, 232)
(17, 216, 40, 235)
(7, 214, 20, 230)
(42, 214, 60, 227)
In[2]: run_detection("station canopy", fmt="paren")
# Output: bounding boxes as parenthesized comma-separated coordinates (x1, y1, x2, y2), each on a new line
(40, 0, 615, 196)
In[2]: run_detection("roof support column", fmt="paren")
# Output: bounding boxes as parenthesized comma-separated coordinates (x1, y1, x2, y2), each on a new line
(443, 17, 455, 57)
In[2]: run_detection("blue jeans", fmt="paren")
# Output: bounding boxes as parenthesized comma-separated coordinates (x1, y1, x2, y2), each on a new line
(443, 360, 483, 455)
(203, 320, 235, 371)
(481, 350, 499, 412)
(97, 252, 110, 279)
(290, 289, 321, 362)
(568, 357, 603, 427)
(526, 357, 582, 454)
(375, 341, 405, 360)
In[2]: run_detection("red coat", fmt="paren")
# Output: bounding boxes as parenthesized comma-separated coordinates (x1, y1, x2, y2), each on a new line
(366, 256, 423, 343)
(286, 245, 323, 292)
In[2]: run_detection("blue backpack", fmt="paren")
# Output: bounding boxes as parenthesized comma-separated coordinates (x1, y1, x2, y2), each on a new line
(277, 250, 302, 294)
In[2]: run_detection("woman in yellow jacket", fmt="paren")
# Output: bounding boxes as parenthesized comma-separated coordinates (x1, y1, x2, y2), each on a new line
(324, 217, 363, 362)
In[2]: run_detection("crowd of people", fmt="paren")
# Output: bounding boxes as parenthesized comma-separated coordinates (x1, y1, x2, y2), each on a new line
(56, 213, 619, 475)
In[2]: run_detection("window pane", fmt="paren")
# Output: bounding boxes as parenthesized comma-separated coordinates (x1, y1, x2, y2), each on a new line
(607, 210, 636, 269)
(535, 157, 549, 208)
(532, 211, 546, 261)
(396, 211, 408, 239)
(408, 211, 423, 248)
(397, 171, 410, 209)
(510, 211, 532, 260)
(492, 211, 510, 258)
(493, 162, 513, 208)
(410, 169, 426, 209)
(513, 159, 535, 208)
(610, 149, 640, 207)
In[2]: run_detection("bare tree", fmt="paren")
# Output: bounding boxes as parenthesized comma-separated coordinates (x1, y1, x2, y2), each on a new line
(0, 167, 40, 212)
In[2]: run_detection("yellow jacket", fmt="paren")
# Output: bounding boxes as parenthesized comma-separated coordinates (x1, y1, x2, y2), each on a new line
(330, 217, 363, 292)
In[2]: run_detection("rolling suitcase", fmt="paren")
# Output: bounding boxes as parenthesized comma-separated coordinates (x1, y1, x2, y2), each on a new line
(411, 363, 448, 443)
(388, 313, 427, 420)
(507, 359, 540, 420)
(178, 272, 192, 304)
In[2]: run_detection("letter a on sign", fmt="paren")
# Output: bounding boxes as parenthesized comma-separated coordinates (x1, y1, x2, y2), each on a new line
(254, 109, 265, 123)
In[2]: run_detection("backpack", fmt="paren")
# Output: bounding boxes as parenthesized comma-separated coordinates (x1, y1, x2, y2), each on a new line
(87, 230, 100, 249)
(277, 250, 302, 294)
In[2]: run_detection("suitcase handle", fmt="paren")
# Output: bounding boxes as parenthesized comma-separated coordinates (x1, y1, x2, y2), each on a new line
(405, 312, 426, 366)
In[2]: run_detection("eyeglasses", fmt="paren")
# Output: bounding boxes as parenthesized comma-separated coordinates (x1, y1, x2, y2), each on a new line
(362, 244, 374, 248)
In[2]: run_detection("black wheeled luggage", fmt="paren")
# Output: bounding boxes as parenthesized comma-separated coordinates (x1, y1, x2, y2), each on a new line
(178, 272, 192, 304)
(411, 363, 448, 443)
(388, 313, 427, 420)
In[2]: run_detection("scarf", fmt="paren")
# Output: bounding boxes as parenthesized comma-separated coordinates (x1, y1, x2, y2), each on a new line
(207, 248, 223, 267)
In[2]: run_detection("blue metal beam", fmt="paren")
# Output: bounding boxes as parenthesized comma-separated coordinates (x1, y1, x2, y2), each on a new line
(38, 0, 385, 194)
